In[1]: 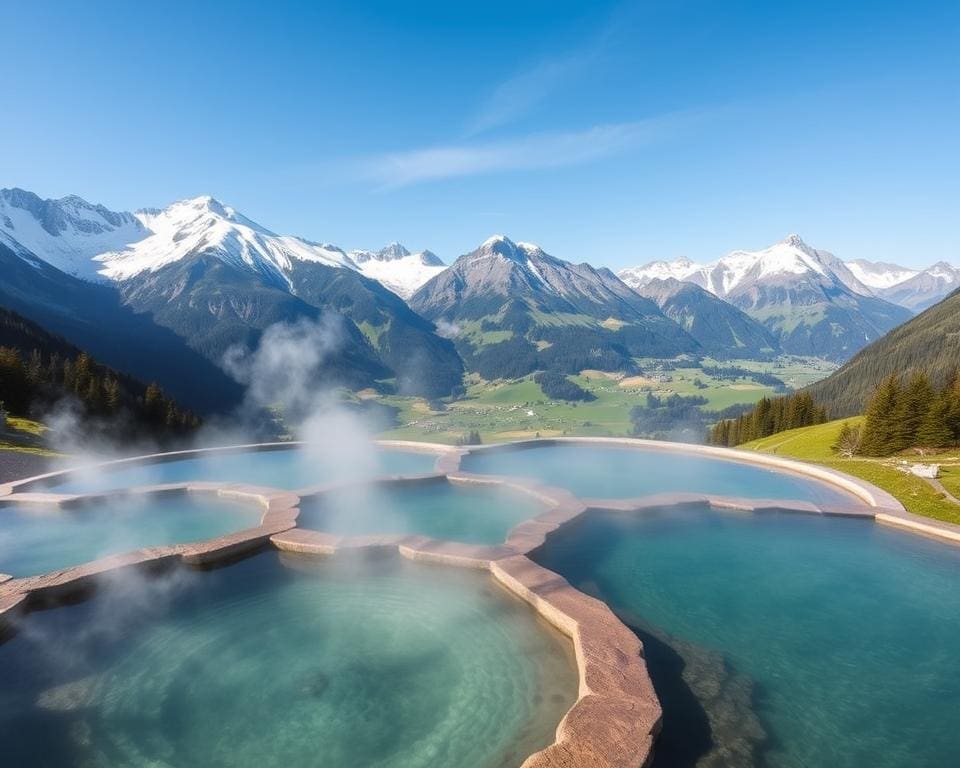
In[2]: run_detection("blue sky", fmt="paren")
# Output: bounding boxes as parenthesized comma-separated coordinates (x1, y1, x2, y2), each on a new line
(3, 0, 958, 269)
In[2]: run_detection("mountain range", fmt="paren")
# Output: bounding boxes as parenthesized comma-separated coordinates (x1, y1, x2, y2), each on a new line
(1, 186, 953, 412)
(618, 235, 928, 361)
(0, 189, 463, 406)
(620, 236, 958, 315)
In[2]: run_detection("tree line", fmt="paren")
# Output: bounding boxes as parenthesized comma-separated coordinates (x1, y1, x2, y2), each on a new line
(849, 371, 960, 456)
(707, 369, 960, 457)
(534, 371, 596, 402)
(699, 365, 786, 390)
(707, 391, 827, 447)
(0, 346, 199, 438)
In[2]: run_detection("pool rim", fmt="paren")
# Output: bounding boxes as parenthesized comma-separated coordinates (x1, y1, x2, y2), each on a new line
(4, 436, 960, 768)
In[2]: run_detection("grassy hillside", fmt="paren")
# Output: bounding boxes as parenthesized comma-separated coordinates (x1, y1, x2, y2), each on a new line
(375, 359, 810, 444)
(739, 418, 960, 524)
(807, 288, 960, 416)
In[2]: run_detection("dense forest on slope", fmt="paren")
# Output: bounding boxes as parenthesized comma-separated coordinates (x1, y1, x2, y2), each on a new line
(0, 308, 199, 441)
(709, 369, 960, 458)
(533, 371, 596, 402)
(805, 288, 960, 416)
(708, 391, 827, 447)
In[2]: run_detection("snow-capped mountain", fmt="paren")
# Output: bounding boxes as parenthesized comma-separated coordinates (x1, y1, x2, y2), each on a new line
(349, 243, 446, 298)
(618, 257, 700, 289)
(845, 259, 919, 290)
(876, 262, 960, 312)
(0, 188, 445, 301)
(1, 188, 464, 399)
(413, 235, 667, 319)
(618, 235, 857, 298)
(96, 196, 354, 285)
(622, 241, 957, 316)
(0, 188, 147, 280)
(619, 235, 912, 361)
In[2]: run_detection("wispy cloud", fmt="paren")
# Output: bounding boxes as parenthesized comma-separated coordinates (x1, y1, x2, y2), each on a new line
(362, 112, 704, 188)
(466, 55, 589, 135)
(465, 4, 634, 135)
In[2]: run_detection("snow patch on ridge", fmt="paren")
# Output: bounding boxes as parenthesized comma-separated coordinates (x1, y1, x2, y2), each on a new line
(95, 196, 354, 282)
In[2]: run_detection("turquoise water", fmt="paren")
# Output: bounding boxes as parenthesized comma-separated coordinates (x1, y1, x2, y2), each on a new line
(42, 447, 438, 493)
(298, 480, 545, 544)
(0, 551, 576, 768)
(0, 494, 263, 577)
(463, 444, 857, 507)
(535, 506, 960, 768)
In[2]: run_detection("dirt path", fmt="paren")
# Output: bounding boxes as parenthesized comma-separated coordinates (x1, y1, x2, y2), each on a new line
(928, 477, 960, 506)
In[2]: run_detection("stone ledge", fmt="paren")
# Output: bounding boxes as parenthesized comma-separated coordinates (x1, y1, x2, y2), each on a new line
(462, 437, 896, 511)
(0, 485, 299, 614)
(875, 512, 960, 545)
(271, 529, 514, 568)
(293, 472, 447, 497)
(492, 555, 661, 768)
(581, 493, 879, 520)
(399, 537, 514, 568)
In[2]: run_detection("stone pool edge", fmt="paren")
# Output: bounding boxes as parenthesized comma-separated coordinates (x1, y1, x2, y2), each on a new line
(4, 436, 959, 768)
(0, 471, 662, 768)
(454, 437, 960, 547)
(0, 484, 299, 616)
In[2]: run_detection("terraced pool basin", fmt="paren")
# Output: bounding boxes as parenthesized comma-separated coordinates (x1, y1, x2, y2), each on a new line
(463, 443, 858, 507)
(534, 505, 960, 768)
(37, 446, 439, 494)
(0, 550, 577, 768)
(0, 492, 263, 578)
(298, 479, 546, 545)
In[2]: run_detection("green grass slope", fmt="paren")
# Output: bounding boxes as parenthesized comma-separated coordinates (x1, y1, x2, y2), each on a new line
(739, 418, 960, 524)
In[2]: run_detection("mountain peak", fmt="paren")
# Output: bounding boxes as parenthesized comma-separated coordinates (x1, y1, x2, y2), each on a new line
(516, 241, 545, 256)
(475, 234, 538, 264)
(481, 234, 512, 248)
(781, 233, 807, 248)
(418, 249, 445, 267)
(377, 242, 412, 260)
(175, 195, 231, 217)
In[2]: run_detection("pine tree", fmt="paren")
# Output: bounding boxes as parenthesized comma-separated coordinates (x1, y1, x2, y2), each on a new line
(917, 390, 954, 448)
(143, 383, 164, 423)
(859, 375, 902, 456)
(752, 397, 773, 438)
(945, 371, 960, 441)
(26, 349, 43, 384)
(892, 371, 934, 450)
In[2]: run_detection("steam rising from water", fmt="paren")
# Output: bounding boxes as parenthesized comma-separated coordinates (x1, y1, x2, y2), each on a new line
(222, 313, 348, 427)
(36, 313, 382, 479)
(29, 313, 403, 567)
